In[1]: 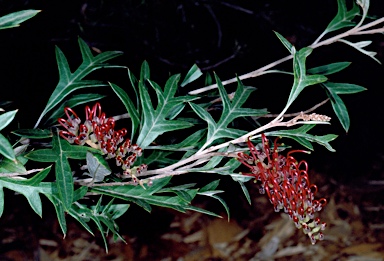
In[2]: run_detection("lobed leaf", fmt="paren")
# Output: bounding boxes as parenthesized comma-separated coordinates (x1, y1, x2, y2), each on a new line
(191, 75, 267, 151)
(135, 74, 195, 148)
(35, 38, 124, 128)
(322, 0, 359, 35)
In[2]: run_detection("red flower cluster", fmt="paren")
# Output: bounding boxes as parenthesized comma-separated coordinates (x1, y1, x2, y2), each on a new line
(58, 103, 146, 176)
(237, 134, 327, 244)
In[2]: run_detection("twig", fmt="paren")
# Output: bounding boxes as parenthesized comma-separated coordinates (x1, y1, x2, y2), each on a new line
(188, 16, 384, 95)
(260, 98, 329, 118)
(0, 168, 44, 178)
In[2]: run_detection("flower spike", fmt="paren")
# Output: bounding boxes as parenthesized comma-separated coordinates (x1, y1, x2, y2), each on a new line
(58, 103, 147, 181)
(237, 134, 327, 244)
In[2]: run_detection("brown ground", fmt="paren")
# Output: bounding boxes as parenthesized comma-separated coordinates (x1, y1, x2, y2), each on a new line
(1, 161, 384, 261)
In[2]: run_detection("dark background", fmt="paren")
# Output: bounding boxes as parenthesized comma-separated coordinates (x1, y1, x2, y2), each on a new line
(1, 0, 384, 182)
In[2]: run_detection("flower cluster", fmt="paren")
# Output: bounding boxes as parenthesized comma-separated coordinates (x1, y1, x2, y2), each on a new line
(237, 134, 327, 244)
(58, 103, 147, 176)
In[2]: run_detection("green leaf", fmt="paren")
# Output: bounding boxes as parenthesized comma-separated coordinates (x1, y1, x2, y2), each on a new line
(0, 10, 40, 30)
(12, 128, 53, 139)
(0, 110, 17, 131)
(307, 62, 351, 75)
(24, 149, 59, 162)
(322, 82, 366, 132)
(199, 180, 220, 192)
(329, 91, 350, 132)
(322, 0, 359, 35)
(83, 151, 111, 183)
(0, 157, 27, 174)
(322, 82, 366, 94)
(42, 184, 68, 235)
(91, 176, 192, 213)
(238, 181, 251, 205)
(180, 64, 203, 87)
(274, 31, 294, 53)
(191, 75, 267, 151)
(26, 131, 99, 210)
(135, 74, 196, 148)
(282, 47, 327, 114)
(0, 166, 52, 217)
(197, 188, 229, 220)
(35, 37, 124, 128)
(0, 133, 16, 161)
(266, 125, 338, 152)
(338, 39, 381, 64)
(109, 82, 140, 138)
(140, 60, 150, 84)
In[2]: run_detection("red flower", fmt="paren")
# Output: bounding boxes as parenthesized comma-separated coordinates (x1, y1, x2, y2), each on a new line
(237, 134, 327, 244)
(58, 103, 146, 176)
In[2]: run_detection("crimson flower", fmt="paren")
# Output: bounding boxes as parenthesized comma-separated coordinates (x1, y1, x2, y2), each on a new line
(58, 102, 146, 176)
(237, 134, 327, 244)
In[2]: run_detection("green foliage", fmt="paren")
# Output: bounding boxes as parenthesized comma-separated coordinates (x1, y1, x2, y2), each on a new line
(0, 0, 383, 251)
(34, 37, 125, 128)
(0, 10, 40, 30)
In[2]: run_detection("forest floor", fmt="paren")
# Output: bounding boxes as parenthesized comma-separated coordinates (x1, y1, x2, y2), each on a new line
(1, 158, 384, 261)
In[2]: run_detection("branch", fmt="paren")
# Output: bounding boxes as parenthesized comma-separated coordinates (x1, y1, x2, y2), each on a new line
(260, 98, 329, 118)
(0, 168, 44, 178)
(189, 17, 384, 95)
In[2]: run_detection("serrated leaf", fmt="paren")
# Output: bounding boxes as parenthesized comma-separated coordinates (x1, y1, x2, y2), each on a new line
(135, 74, 195, 148)
(35, 38, 124, 128)
(307, 62, 351, 75)
(274, 31, 294, 53)
(109, 82, 140, 138)
(266, 125, 338, 152)
(0, 133, 16, 161)
(0, 10, 40, 30)
(12, 128, 53, 139)
(180, 64, 203, 87)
